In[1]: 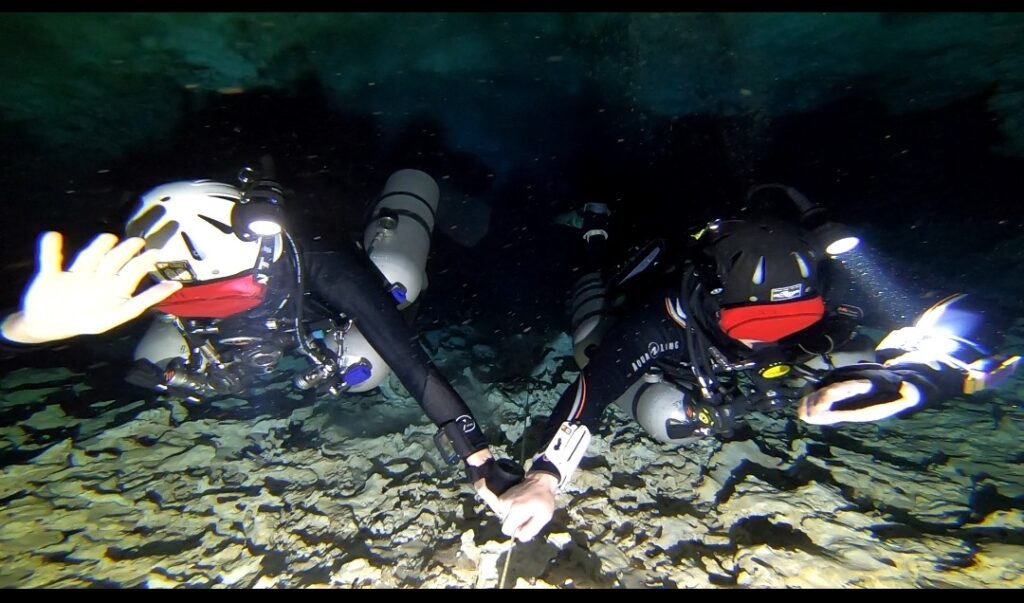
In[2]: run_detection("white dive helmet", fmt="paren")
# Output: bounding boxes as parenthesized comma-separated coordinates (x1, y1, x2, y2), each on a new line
(126, 180, 283, 283)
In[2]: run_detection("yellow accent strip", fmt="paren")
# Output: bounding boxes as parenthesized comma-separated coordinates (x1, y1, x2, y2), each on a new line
(964, 355, 1020, 394)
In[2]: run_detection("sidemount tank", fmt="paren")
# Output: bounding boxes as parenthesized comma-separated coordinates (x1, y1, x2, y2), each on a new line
(363, 169, 440, 309)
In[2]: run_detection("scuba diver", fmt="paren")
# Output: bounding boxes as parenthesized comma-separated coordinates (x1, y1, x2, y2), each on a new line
(0, 164, 524, 518)
(497, 184, 1020, 542)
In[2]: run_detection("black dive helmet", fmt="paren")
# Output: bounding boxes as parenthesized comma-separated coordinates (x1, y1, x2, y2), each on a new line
(692, 183, 859, 309)
(687, 183, 859, 343)
(698, 219, 823, 307)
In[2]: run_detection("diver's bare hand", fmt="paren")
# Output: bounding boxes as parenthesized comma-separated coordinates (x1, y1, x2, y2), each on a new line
(499, 471, 558, 542)
(1, 232, 181, 344)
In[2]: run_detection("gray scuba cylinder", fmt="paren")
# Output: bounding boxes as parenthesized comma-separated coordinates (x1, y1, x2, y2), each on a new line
(613, 368, 704, 445)
(318, 320, 390, 393)
(363, 169, 440, 309)
(133, 314, 189, 369)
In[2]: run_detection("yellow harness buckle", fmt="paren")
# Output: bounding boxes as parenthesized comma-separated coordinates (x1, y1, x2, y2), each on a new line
(963, 355, 1020, 395)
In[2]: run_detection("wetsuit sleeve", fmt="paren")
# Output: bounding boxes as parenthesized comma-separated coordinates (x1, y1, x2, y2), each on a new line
(538, 291, 689, 450)
(884, 362, 965, 404)
(873, 352, 985, 411)
(302, 248, 487, 459)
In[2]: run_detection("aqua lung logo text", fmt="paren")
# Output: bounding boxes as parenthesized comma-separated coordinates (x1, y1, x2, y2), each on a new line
(630, 341, 681, 373)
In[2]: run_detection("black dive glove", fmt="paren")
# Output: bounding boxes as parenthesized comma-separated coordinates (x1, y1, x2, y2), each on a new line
(797, 363, 936, 425)
(466, 457, 526, 496)
(819, 363, 905, 394)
